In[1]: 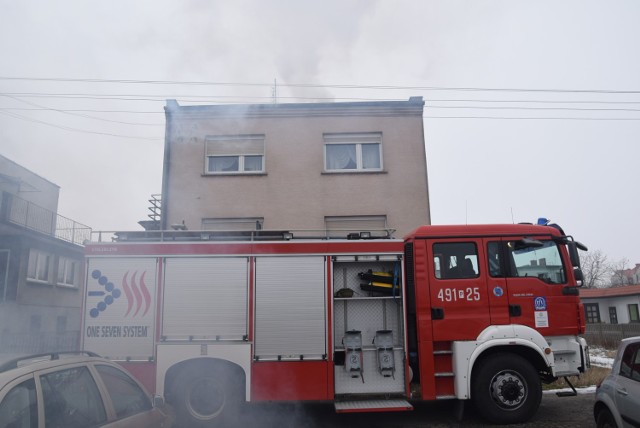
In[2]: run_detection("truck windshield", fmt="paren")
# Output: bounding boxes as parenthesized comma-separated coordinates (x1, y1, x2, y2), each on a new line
(508, 240, 566, 284)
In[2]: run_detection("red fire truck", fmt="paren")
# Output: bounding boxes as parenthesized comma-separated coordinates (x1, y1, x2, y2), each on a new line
(81, 222, 589, 426)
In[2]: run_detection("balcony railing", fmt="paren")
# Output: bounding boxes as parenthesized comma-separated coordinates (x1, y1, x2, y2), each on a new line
(1, 191, 91, 245)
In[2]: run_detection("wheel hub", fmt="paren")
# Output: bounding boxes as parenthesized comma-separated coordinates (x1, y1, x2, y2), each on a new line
(187, 377, 226, 420)
(491, 371, 526, 409)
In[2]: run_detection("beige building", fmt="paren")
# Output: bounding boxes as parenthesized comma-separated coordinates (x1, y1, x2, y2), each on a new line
(160, 97, 430, 238)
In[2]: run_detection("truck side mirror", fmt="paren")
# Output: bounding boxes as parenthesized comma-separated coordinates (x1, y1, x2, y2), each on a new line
(568, 242, 581, 268)
(567, 241, 588, 268)
(573, 268, 584, 286)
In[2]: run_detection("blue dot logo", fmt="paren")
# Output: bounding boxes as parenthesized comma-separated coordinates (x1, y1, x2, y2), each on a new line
(88, 271, 122, 318)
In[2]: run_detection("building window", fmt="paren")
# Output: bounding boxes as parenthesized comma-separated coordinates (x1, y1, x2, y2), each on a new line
(432, 242, 479, 279)
(27, 249, 52, 283)
(324, 133, 382, 172)
(202, 217, 264, 231)
(609, 307, 618, 324)
(205, 135, 264, 174)
(584, 303, 601, 323)
(57, 256, 79, 287)
(629, 304, 640, 323)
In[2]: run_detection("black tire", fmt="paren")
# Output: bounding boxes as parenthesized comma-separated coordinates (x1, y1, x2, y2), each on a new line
(173, 365, 242, 428)
(471, 352, 542, 424)
(596, 408, 618, 428)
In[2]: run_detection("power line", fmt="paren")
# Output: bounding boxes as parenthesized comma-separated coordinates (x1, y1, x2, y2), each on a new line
(428, 105, 640, 112)
(0, 108, 161, 114)
(0, 91, 397, 103)
(427, 99, 640, 105)
(0, 110, 161, 140)
(1, 94, 163, 126)
(423, 115, 640, 121)
(5, 104, 640, 115)
(5, 92, 640, 106)
(2, 77, 640, 128)
(2, 76, 640, 94)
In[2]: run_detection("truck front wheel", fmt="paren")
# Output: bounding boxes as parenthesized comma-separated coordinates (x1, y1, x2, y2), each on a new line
(472, 353, 541, 424)
(173, 365, 241, 427)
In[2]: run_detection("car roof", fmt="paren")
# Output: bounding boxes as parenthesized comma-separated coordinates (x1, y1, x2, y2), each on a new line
(620, 336, 640, 346)
(0, 351, 115, 380)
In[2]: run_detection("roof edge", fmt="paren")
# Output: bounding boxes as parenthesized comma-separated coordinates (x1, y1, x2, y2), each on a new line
(164, 97, 425, 119)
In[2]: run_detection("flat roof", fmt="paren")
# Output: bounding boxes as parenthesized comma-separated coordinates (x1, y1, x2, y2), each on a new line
(164, 97, 425, 119)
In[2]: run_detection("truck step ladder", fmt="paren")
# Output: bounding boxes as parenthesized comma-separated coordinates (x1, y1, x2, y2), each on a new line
(334, 399, 413, 413)
(433, 342, 455, 398)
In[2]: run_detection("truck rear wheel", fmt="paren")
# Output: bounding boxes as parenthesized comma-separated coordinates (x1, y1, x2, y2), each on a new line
(174, 365, 241, 427)
(472, 353, 541, 424)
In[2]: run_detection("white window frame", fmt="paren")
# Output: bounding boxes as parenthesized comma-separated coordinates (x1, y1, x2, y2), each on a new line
(205, 135, 265, 175)
(57, 256, 79, 288)
(27, 249, 52, 284)
(206, 154, 264, 174)
(324, 133, 383, 172)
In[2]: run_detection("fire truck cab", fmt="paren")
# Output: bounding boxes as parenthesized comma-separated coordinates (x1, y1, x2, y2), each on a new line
(81, 222, 589, 427)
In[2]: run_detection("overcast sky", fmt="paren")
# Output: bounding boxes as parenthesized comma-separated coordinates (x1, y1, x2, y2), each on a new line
(1, 1, 639, 265)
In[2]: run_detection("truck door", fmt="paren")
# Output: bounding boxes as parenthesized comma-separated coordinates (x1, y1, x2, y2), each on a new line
(500, 237, 578, 335)
(427, 239, 491, 341)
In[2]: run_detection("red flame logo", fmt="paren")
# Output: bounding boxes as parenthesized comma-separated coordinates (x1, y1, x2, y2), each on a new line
(122, 271, 151, 317)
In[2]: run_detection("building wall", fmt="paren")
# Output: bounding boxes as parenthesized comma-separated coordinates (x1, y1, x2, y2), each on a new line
(0, 156, 83, 355)
(582, 296, 640, 324)
(162, 98, 430, 238)
(0, 154, 60, 213)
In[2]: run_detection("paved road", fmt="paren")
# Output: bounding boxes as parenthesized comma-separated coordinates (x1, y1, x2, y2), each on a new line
(211, 391, 596, 428)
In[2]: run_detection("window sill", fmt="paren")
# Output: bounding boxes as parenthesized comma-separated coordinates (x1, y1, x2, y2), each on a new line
(321, 170, 387, 176)
(56, 283, 79, 290)
(202, 172, 268, 177)
(26, 279, 52, 287)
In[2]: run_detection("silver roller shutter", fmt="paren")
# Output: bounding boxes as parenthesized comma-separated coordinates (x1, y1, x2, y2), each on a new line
(162, 257, 248, 340)
(255, 256, 326, 360)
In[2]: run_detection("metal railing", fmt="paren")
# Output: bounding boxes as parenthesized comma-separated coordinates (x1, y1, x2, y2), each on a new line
(1, 192, 91, 246)
(89, 227, 398, 243)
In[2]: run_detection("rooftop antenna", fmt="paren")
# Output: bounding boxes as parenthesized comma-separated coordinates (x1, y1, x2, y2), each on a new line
(510, 207, 514, 224)
(465, 200, 468, 225)
(272, 78, 277, 104)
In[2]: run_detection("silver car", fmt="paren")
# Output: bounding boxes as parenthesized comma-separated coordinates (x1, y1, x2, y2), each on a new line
(0, 352, 171, 428)
(594, 336, 640, 428)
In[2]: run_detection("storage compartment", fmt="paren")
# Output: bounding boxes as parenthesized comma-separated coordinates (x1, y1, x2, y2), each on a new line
(332, 258, 406, 395)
